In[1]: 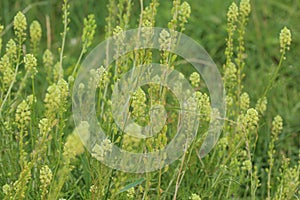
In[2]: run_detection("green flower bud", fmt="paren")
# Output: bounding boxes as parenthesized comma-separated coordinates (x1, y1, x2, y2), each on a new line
(82, 14, 96, 52)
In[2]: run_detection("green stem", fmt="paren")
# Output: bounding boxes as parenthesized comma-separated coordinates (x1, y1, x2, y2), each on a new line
(262, 52, 285, 98)
(71, 44, 86, 78)
(157, 169, 162, 200)
(59, 0, 69, 79)
(104, 169, 115, 200)
(12, 71, 29, 102)
(267, 140, 274, 200)
(142, 172, 151, 199)
(0, 63, 21, 116)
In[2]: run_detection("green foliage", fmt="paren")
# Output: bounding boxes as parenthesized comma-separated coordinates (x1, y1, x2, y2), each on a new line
(0, 0, 299, 199)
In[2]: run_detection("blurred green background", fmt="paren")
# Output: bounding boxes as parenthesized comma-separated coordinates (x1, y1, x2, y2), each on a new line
(1, 0, 299, 162)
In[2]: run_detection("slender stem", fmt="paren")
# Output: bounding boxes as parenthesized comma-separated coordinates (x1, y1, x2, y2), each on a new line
(173, 152, 186, 200)
(0, 64, 20, 115)
(142, 172, 151, 200)
(267, 139, 275, 200)
(31, 76, 36, 117)
(19, 126, 24, 169)
(59, 0, 69, 79)
(46, 15, 51, 49)
(262, 53, 285, 98)
(104, 169, 115, 200)
(12, 71, 29, 102)
(71, 46, 85, 77)
(30, 77, 37, 154)
(157, 168, 162, 200)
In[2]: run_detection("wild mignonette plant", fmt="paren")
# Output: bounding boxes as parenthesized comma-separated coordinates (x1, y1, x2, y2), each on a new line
(0, 0, 299, 199)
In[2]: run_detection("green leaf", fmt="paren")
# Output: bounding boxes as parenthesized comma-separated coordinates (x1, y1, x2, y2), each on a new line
(117, 178, 145, 194)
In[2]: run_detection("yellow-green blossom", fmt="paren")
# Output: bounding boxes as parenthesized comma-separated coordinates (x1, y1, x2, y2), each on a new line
(15, 99, 31, 129)
(131, 87, 147, 122)
(190, 193, 201, 200)
(39, 165, 52, 198)
(227, 2, 239, 23)
(43, 49, 53, 68)
(239, 0, 251, 18)
(30, 20, 42, 54)
(279, 27, 292, 54)
(245, 108, 259, 130)
(255, 97, 267, 115)
(6, 39, 17, 60)
(159, 29, 171, 50)
(178, 2, 191, 25)
(126, 187, 135, 199)
(271, 115, 283, 138)
(91, 138, 113, 161)
(24, 54, 38, 78)
(30, 20, 42, 45)
(189, 72, 200, 88)
(2, 184, 11, 195)
(13, 11, 27, 43)
(240, 92, 250, 111)
(63, 132, 85, 163)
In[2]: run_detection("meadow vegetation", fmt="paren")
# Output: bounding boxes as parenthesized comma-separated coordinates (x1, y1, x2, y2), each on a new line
(0, 0, 299, 199)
